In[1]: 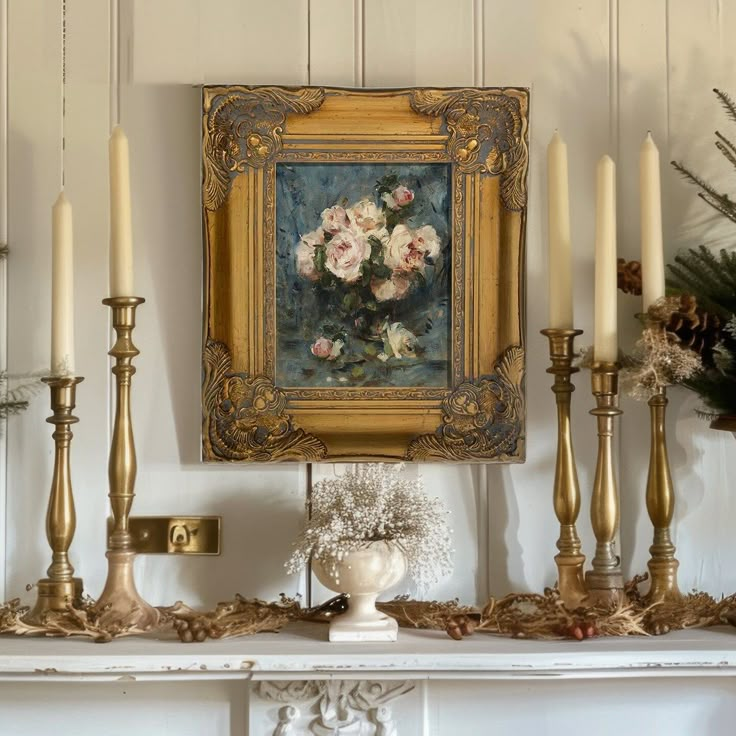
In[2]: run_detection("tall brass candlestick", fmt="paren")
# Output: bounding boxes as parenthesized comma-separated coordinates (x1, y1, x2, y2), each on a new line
(93, 297, 159, 632)
(586, 362, 625, 605)
(24, 376, 84, 624)
(644, 386, 681, 602)
(541, 328, 587, 608)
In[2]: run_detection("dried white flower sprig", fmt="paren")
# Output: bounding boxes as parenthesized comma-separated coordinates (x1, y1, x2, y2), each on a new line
(286, 463, 453, 595)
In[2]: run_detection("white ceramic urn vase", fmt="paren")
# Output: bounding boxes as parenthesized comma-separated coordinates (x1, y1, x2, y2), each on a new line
(312, 540, 407, 642)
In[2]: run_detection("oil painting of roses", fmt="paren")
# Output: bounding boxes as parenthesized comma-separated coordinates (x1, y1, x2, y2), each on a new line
(276, 163, 451, 388)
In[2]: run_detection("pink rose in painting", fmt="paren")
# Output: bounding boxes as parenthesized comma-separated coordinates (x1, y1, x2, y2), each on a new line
(324, 228, 371, 282)
(321, 205, 350, 234)
(382, 185, 414, 210)
(295, 228, 324, 281)
(311, 337, 344, 360)
(347, 199, 385, 232)
(370, 271, 412, 302)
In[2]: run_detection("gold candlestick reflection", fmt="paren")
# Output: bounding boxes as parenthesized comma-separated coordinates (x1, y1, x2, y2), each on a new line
(24, 376, 84, 624)
(644, 387, 681, 603)
(541, 328, 587, 608)
(92, 297, 159, 632)
(586, 362, 625, 605)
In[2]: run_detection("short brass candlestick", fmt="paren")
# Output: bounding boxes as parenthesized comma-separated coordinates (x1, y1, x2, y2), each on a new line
(92, 296, 159, 632)
(24, 376, 84, 624)
(586, 362, 625, 605)
(644, 386, 681, 602)
(541, 328, 587, 609)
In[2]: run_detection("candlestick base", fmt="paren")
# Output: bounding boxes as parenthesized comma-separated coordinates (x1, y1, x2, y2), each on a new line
(586, 362, 625, 606)
(93, 550, 160, 633)
(22, 578, 84, 626)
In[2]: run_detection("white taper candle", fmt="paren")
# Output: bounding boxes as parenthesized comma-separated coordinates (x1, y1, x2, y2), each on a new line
(51, 191, 75, 375)
(594, 155, 618, 363)
(640, 132, 665, 311)
(109, 125, 134, 297)
(548, 131, 574, 328)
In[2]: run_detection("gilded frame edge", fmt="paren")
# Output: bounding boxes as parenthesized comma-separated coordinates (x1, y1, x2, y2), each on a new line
(201, 85, 529, 464)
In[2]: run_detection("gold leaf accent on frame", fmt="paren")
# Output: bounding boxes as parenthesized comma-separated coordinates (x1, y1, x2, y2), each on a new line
(202, 86, 325, 211)
(406, 346, 525, 461)
(202, 340, 327, 462)
(410, 89, 529, 210)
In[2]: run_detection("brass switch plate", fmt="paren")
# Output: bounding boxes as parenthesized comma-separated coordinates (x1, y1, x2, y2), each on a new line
(108, 516, 221, 555)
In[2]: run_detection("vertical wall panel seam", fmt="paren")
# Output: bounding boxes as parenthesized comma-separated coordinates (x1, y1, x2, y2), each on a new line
(473, 0, 484, 86)
(354, 0, 364, 87)
(0, 0, 8, 600)
(665, 0, 671, 151)
(306, 0, 311, 85)
(609, 0, 620, 161)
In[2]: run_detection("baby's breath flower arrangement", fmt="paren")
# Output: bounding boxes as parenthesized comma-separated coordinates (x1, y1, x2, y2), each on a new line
(286, 463, 453, 595)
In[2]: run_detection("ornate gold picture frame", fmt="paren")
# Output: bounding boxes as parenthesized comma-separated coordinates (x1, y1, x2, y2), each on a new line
(202, 86, 528, 463)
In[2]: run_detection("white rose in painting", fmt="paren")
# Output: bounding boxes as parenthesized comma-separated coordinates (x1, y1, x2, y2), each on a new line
(325, 228, 370, 282)
(384, 224, 426, 272)
(384, 223, 442, 272)
(321, 205, 350, 234)
(295, 228, 324, 281)
(411, 224, 441, 261)
(384, 322, 417, 359)
(370, 271, 412, 302)
(347, 199, 385, 232)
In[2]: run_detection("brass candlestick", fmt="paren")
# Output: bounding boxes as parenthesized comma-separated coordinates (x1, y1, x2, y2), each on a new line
(92, 297, 159, 632)
(541, 328, 587, 608)
(644, 386, 681, 602)
(24, 376, 84, 624)
(586, 362, 625, 605)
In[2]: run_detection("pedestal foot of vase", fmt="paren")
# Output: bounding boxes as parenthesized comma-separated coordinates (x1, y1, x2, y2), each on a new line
(312, 541, 406, 643)
(327, 594, 399, 642)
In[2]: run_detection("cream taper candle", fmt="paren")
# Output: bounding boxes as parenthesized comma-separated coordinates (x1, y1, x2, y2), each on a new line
(109, 126, 134, 297)
(594, 155, 618, 363)
(548, 131, 573, 328)
(51, 192, 75, 375)
(640, 132, 665, 311)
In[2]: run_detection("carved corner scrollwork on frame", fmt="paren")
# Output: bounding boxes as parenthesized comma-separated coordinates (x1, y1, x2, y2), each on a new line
(202, 340, 327, 462)
(202, 86, 325, 211)
(406, 346, 525, 461)
(410, 88, 529, 210)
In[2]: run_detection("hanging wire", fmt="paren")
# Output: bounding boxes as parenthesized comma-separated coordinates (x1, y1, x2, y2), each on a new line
(60, 0, 67, 189)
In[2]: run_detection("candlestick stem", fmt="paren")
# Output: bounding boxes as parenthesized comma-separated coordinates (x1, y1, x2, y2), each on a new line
(586, 362, 625, 605)
(24, 376, 84, 624)
(92, 296, 159, 632)
(541, 328, 587, 608)
(644, 386, 681, 602)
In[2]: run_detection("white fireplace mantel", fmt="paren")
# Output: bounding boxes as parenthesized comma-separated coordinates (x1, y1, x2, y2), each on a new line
(0, 623, 735, 683)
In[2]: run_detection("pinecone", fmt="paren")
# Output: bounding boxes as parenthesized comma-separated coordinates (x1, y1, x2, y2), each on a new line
(662, 294, 721, 361)
(617, 258, 642, 295)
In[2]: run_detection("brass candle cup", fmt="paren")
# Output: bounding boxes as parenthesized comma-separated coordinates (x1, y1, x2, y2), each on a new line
(24, 375, 84, 624)
(586, 361, 625, 605)
(92, 296, 159, 632)
(644, 386, 681, 603)
(541, 328, 587, 609)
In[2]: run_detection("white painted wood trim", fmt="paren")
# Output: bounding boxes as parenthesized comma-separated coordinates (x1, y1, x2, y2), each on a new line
(1, 625, 736, 682)
(0, 0, 8, 601)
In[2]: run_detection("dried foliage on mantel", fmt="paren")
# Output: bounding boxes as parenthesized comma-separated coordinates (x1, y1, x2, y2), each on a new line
(2, 576, 735, 643)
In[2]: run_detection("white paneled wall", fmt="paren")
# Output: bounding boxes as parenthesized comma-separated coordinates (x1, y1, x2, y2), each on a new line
(6, 0, 736, 610)
(5, 1, 736, 734)
(4, 3, 736, 731)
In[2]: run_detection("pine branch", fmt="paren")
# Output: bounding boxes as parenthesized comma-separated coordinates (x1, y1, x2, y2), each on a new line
(714, 88, 736, 126)
(716, 134, 736, 172)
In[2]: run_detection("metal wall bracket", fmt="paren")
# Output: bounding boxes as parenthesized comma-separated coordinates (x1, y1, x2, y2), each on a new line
(107, 516, 221, 555)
